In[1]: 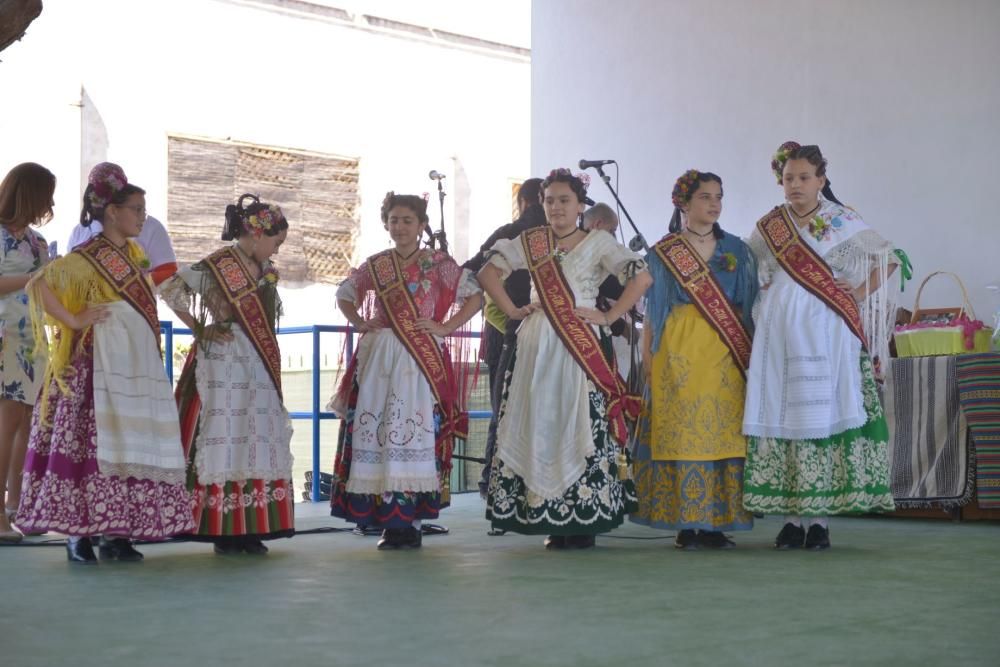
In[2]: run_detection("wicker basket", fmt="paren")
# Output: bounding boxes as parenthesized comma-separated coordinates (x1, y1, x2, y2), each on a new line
(894, 271, 992, 357)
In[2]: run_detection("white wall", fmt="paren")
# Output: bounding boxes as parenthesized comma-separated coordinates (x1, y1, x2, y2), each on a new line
(0, 0, 530, 334)
(532, 0, 1000, 322)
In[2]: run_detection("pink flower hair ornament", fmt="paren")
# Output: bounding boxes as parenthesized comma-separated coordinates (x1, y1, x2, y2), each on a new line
(244, 205, 284, 238)
(87, 162, 128, 210)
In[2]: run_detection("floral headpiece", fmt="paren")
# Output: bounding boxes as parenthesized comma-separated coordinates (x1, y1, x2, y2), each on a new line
(770, 141, 801, 184)
(671, 169, 701, 209)
(244, 204, 284, 238)
(87, 162, 128, 210)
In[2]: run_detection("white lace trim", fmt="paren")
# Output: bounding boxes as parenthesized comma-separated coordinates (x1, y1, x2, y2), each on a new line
(345, 476, 441, 495)
(194, 467, 294, 485)
(96, 460, 187, 485)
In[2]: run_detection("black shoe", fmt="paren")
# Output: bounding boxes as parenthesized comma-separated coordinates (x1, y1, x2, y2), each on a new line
(213, 539, 243, 556)
(377, 529, 403, 550)
(242, 538, 269, 555)
(98, 537, 144, 562)
(805, 524, 831, 551)
(567, 534, 596, 549)
(698, 530, 735, 549)
(543, 535, 567, 550)
(400, 526, 422, 549)
(66, 538, 98, 564)
(774, 523, 806, 550)
(674, 529, 699, 550)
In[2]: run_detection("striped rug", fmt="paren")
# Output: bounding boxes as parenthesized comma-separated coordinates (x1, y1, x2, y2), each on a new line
(956, 352, 1000, 508)
(885, 356, 971, 508)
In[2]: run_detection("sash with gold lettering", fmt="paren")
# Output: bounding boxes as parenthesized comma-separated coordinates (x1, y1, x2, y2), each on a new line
(366, 250, 467, 460)
(757, 206, 869, 350)
(653, 233, 752, 376)
(75, 236, 160, 345)
(203, 247, 283, 398)
(521, 227, 639, 446)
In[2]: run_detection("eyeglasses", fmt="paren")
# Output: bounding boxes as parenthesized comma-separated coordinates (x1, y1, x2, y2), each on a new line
(116, 204, 147, 219)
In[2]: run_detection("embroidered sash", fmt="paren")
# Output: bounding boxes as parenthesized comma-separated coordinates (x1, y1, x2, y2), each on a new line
(757, 206, 869, 350)
(75, 236, 160, 344)
(654, 233, 753, 376)
(521, 227, 639, 446)
(203, 247, 283, 398)
(366, 250, 467, 450)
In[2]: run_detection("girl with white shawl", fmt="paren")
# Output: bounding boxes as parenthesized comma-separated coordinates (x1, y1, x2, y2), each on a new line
(744, 142, 907, 550)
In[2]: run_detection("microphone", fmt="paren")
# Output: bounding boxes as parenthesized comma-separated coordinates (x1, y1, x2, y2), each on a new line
(578, 159, 616, 170)
(428, 170, 446, 181)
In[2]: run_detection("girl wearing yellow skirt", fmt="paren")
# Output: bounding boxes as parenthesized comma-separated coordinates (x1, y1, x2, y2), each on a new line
(631, 170, 758, 549)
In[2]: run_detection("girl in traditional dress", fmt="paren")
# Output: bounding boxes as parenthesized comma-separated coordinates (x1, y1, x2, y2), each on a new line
(18, 162, 193, 563)
(330, 192, 482, 550)
(631, 170, 758, 549)
(743, 142, 902, 550)
(0, 163, 54, 543)
(162, 194, 294, 555)
(480, 168, 652, 549)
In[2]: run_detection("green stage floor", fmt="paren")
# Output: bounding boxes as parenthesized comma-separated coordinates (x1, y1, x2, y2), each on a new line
(3, 494, 998, 667)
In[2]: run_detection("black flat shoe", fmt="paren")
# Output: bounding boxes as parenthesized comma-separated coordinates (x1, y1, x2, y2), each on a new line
(66, 538, 98, 564)
(213, 540, 243, 556)
(242, 538, 269, 555)
(698, 530, 735, 549)
(774, 523, 806, 550)
(567, 534, 596, 549)
(543, 535, 567, 550)
(98, 537, 144, 562)
(674, 529, 698, 550)
(805, 524, 831, 551)
(377, 529, 403, 550)
(400, 526, 422, 549)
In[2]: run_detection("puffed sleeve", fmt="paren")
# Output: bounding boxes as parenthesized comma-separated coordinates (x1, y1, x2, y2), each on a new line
(595, 230, 647, 283)
(336, 263, 374, 305)
(158, 263, 204, 313)
(483, 236, 528, 280)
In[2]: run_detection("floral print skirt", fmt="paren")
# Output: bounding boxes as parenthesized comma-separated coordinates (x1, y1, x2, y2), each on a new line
(329, 374, 450, 530)
(485, 346, 638, 536)
(742, 355, 895, 516)
(18, 344, 194, 539)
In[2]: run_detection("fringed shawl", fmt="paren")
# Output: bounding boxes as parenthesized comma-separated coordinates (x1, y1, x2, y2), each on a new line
(27, 239, 150, 419)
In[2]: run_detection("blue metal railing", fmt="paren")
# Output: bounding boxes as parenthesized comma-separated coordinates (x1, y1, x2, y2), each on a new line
(160, 321, 487, 501)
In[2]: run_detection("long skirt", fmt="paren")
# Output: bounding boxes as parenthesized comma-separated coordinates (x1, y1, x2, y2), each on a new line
(175, 348, 295, 540)
(631, 305, 753, 531)
(485, 338, 638, 536)
(18, 335, 194, 539)
(742, 354, 895, 515)
(329, 330, 452, 529)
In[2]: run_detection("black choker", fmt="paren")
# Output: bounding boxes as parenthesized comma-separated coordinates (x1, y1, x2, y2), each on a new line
(686, 225, 715, 238)
(555, 228, 579, 240)
(394, 247, 420, 261)
(793, 202, 821, 219)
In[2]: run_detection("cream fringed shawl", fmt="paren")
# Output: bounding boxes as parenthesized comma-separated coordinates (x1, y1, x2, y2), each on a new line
(26, 240, 151, 421)
(749, 198, 902, 369)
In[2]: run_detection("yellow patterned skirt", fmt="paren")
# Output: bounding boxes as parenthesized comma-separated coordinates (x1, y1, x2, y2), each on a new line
(631, 305, 753, 531)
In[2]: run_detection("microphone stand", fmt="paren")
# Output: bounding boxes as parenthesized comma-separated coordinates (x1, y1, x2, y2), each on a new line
(589, 164, 647, 397)
(425, 178, 450, 254)
(593, 164, 648, 253)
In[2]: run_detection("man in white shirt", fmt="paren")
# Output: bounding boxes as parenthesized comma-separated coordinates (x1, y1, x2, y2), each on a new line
(68, 214, 178, 285)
